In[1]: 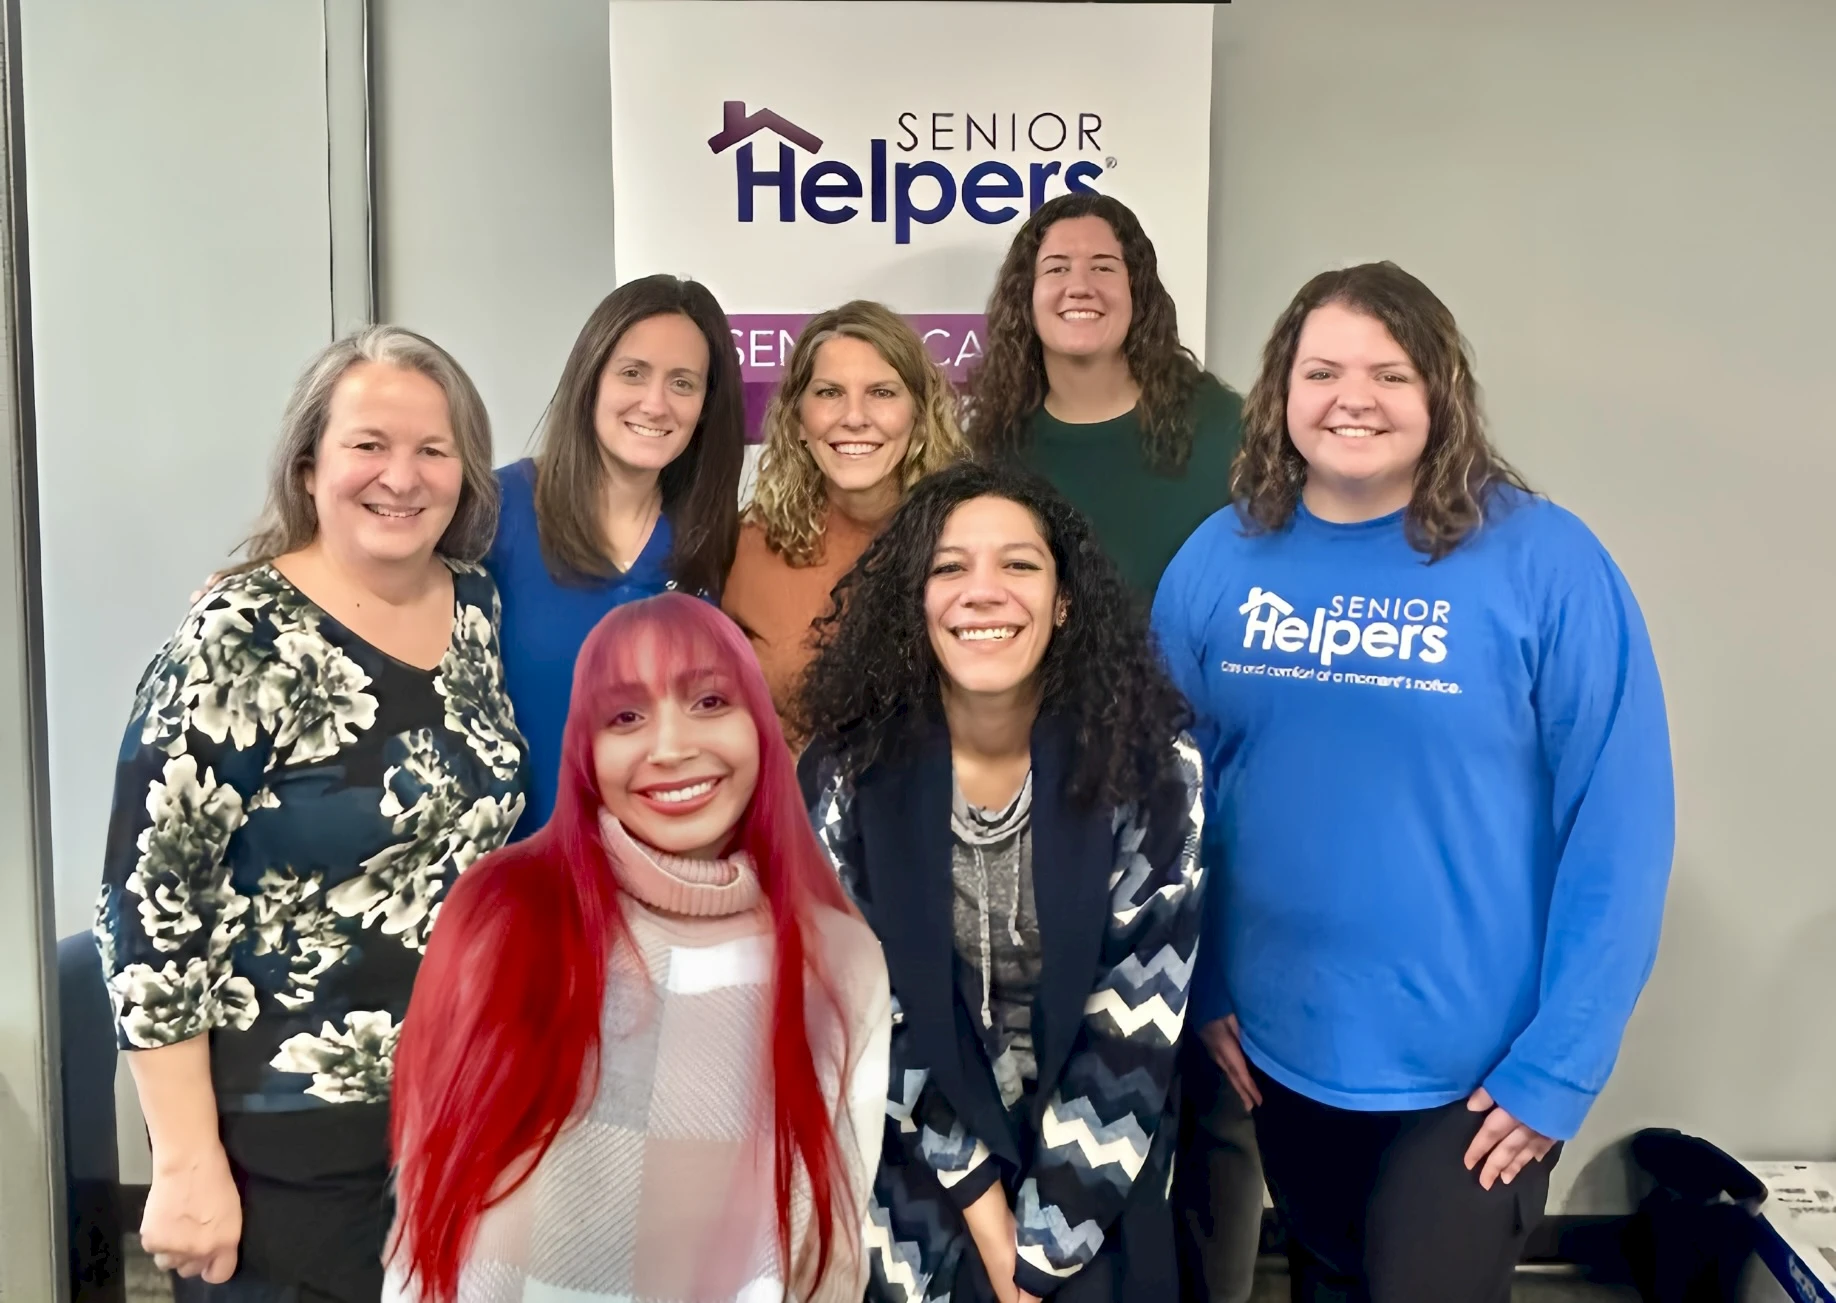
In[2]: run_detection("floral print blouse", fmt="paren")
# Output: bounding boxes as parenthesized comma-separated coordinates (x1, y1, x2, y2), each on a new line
(93, 561, 527, 1110)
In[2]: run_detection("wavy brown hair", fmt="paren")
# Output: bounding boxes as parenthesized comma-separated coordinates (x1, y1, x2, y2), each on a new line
(532, 275, 743, 597)
(747, 301, 967, 566)
(967, 192, 1205, 471)
(1234, 261, 1532, 560)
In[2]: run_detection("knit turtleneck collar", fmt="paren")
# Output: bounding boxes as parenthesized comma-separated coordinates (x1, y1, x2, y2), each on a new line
(599, 809, 762, 919)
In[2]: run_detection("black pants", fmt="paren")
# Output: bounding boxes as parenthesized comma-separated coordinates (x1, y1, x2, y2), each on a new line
(1171, 1040, 1266, 1303)
(170, 1104, 391, 1303)
(1251, 1066, 1559, 1303)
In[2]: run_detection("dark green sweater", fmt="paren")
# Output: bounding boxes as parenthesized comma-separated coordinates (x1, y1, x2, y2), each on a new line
(1019, 373, 1243, 603)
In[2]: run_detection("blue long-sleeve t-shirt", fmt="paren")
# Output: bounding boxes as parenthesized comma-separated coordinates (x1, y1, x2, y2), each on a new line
(484, 458, 674, 835)
(1151, 490, 1674, 1141)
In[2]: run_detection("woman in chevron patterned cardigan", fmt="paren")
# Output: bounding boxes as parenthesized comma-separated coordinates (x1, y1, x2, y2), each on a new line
(795, 461, 1204, 1302)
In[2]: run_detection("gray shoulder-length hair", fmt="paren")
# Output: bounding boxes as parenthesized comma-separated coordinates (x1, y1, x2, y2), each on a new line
(241, 325, 499, 565)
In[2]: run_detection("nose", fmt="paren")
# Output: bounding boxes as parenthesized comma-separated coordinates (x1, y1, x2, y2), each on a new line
(1063, 270, 1095, 299)
(376, 444, 420, 494)
(648, 702, 699, 765)
(1331, 378, 1378, 415)
(636, 373, 671, 417)
(840, 390, 871, 430)
(958, 560, 1011, 609)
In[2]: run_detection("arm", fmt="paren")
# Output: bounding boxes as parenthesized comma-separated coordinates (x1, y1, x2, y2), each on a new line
(93, 589, 277, 1278)
(1011, 738, 1206, 1297)
(1480, 538, 1675, 1142)
(1149, 537, 1232, 1031)
(125, 1039, 240, 1281)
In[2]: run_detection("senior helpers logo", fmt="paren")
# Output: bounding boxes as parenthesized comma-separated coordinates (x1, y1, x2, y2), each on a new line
(708, 100, 1112, 245)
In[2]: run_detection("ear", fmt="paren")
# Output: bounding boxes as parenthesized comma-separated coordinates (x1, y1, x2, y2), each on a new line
(1055, 597, 1070, 628)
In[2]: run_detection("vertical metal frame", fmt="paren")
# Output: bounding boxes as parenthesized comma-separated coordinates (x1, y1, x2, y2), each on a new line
(0, 0, 65, 1291)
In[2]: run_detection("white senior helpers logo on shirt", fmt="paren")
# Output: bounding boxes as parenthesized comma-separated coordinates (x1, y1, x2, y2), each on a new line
(1225, 588, 1463, 696)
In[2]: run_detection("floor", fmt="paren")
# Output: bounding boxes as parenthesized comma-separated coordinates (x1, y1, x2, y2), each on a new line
(125, 1237, 1642, 1301)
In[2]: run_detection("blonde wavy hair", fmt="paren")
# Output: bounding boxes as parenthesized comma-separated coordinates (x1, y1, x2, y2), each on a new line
(747, 301, 967, 566)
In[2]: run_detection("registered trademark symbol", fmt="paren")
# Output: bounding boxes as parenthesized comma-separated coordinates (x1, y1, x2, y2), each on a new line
(1105, 156, 1117, 169)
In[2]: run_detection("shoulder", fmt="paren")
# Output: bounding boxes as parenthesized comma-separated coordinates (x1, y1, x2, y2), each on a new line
(1158, 504, 1250, 603)
(1474, 488, 1621, 581)
(810, 904, 886, 985)
(1187, 371, 1243, 427)
(495, 457, 537, 500)
(443, 559, 506, 629)
(725, 520, 780, 585)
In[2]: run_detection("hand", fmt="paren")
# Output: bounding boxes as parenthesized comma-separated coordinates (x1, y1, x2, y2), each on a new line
(962, 1184, 1020, 1303)
(140, 1149, 242, 1282)
(1464, 1088, 1555, 1190)
(1199, 1015, 1262, 1112)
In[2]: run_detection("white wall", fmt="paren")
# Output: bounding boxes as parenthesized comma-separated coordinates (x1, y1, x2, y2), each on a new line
(373, 0, 619, 459)
(1206, 0, 1836, 1211)
(373, 0, 1836, 1213)
(24, 0, 335, 939)
(22, 0, 339, 1185)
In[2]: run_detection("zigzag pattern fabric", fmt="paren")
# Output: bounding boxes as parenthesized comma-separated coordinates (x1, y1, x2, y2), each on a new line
(809, 738, 1204, 1301)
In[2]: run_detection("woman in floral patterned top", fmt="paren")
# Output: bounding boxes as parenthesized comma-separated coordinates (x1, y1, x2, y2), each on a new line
(94, 326, 527, 1303)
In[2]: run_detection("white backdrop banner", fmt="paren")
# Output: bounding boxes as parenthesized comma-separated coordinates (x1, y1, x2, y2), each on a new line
(607, 0, 1215, 434)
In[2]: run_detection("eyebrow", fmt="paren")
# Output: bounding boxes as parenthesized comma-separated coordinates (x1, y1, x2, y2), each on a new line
(811, 372, 902, 389)
(1297, 356, 1415, 371)
(933, 541, 1049, 558)
(610, 355, 705, 378)
(1036, 251, 1123, 264)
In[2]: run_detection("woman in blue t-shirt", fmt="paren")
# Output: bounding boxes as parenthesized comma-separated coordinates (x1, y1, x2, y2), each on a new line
(1152, 262, 1675, 1303)
(488, 274, 745, 832)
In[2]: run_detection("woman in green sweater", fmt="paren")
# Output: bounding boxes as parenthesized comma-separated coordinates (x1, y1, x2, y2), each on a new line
(967, 192, 1260, 1303)
(967, 192, 1242, 606)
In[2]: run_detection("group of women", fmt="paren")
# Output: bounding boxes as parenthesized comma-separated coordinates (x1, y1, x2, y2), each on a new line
(93, 190, 1675, 1303)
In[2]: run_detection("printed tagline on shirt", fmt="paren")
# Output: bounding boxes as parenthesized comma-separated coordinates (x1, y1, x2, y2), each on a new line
(1217, 660, 1464, 695)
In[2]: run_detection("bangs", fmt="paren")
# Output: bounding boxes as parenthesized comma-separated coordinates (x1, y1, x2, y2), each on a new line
(569, 594, 758, 733)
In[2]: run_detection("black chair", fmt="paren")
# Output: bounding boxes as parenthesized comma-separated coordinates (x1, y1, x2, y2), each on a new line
(58, 931, 125, 1303)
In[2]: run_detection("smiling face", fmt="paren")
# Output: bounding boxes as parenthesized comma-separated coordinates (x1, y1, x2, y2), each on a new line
(924, 495, 1062, 703)
(1286, 302, 1433, 521)
(797, 334, 916, 509)
(592, 633, 760, 859)
(1031, 214, 1132, 366)
(593, 311, 711, 477)
(304, 361, 463, 569)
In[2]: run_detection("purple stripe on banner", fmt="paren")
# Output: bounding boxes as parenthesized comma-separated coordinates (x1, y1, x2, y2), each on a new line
(730, 312, 986, 442)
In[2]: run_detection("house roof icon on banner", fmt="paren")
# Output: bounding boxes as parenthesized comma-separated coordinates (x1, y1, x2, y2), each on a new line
(706, 100, 824, 154)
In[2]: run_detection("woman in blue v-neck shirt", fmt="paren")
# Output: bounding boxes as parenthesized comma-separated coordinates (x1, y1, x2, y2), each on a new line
(488, 274, 745, 833)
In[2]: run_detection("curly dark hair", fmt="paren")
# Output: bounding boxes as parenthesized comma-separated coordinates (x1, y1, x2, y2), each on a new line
(1234, 261, 1532, 561)
(796, 461, 1191, 809)
(967, 192, 1206, 472)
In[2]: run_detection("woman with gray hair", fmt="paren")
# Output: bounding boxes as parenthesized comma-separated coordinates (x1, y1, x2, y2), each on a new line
(93, 326, 527, 1301)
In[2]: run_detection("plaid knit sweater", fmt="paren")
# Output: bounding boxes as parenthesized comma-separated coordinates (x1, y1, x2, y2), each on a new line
(387, 816, 891, 1303)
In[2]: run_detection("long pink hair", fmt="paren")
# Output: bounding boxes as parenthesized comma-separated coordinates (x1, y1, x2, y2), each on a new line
(390, 593, 855, 1301)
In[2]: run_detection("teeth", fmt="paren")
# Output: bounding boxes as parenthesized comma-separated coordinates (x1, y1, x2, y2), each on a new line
(651, 779, 715, 804)
(832, 443, 881, 456)
(628, 423, 671, 438)
(1061, 310, 1100, 320)
(1330, 427, 1379, 439)
(955, 627, 1016, 642)
(366, 505, 420, 517)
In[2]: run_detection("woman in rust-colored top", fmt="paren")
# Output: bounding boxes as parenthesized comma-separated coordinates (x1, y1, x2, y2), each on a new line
(723, 301, 966, 738)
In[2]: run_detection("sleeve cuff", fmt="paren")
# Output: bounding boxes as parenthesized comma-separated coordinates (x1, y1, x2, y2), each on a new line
(938, 1157, 1001, 1212)
(1014, 1252, 1073, 1298)
(1482, 1054, 1600, 1142)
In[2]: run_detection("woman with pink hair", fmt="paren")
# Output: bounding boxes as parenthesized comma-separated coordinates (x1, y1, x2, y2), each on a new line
(387, 593, 889, 1303)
